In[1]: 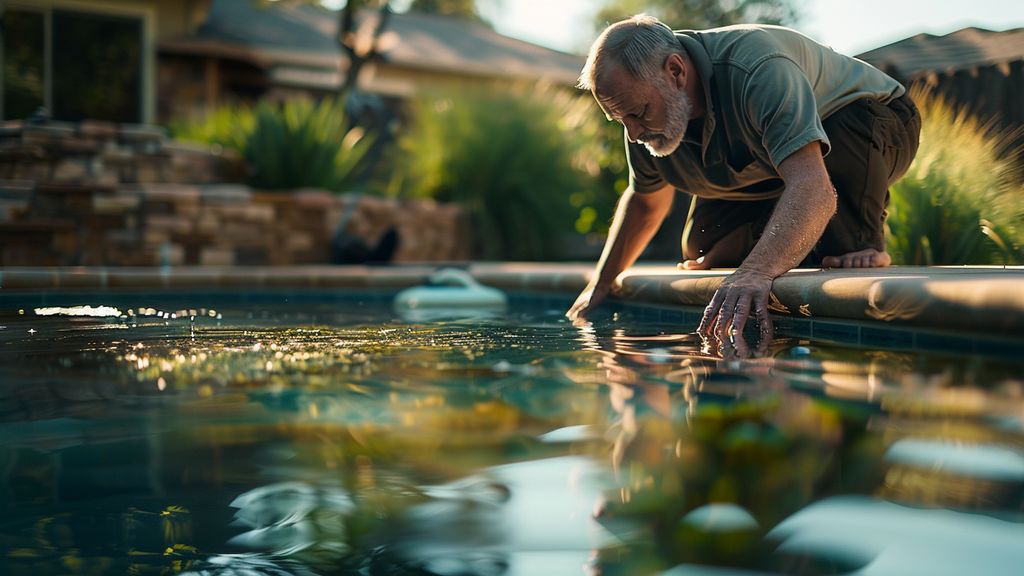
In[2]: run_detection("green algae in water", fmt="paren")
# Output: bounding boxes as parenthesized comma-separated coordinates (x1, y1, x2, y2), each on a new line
(0, 300, 1022, 576)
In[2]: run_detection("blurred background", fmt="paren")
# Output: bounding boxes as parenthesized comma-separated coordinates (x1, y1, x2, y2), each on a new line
(1, 0, 1022, 266)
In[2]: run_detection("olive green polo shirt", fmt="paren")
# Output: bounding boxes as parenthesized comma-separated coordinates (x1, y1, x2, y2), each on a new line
(628, 25, 904, 199)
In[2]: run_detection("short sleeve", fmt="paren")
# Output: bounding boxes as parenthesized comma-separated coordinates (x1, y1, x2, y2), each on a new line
(625, 131, 668, 193)
(743, 57, 830, 168)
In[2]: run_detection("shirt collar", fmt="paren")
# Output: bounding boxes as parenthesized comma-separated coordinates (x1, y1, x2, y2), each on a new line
(675, 31, 716, 161)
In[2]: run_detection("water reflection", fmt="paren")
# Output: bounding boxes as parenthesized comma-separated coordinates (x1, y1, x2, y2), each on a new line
(0, 302, 1022, 575)
(567, 317, 1024, 575)
(769, 496, 1024, 576)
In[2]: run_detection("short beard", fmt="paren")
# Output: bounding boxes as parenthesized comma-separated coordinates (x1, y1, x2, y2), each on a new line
(640, 78, 691, 157)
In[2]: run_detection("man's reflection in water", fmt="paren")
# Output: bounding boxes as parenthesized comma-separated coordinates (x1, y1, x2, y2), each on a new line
(570, 318, 869, 574)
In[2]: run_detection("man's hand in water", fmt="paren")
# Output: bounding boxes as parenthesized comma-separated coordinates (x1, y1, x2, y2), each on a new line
(697, 268, 774, 341)
(566, 284, 612, 324)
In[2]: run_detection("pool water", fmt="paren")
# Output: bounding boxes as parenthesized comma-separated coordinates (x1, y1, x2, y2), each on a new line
(0, 294, 1022, 576)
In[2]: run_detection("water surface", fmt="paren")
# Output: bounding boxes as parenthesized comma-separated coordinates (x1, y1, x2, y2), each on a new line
(1, 295, 1022, 575)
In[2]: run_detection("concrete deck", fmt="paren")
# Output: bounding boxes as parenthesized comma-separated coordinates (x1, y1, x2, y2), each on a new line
(1, 264, 1022, 341)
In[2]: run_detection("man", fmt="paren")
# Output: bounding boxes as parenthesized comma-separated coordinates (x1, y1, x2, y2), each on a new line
(566, 15, 920, 340)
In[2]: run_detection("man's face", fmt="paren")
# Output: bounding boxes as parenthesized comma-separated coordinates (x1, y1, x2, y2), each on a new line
(595, 64, 691, 157)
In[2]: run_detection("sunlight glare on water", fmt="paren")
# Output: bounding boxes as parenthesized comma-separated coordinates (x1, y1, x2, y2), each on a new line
(0, 296, 1022, 576)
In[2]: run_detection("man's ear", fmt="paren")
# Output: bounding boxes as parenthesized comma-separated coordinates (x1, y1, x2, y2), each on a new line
(664, 53, 686, 89)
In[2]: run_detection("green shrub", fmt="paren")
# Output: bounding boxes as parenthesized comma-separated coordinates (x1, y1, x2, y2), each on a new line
(170, 98, 373, 192)
(169, 103, 252, 153)
(887, 88, 1024, 265)
(392, 84, 611, 260)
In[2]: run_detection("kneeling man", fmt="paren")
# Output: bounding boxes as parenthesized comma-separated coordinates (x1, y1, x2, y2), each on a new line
(567, 15, 921, 337)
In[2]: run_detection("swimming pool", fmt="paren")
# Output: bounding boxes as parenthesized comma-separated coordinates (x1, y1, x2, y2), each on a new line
(1, 289, 1022, 575)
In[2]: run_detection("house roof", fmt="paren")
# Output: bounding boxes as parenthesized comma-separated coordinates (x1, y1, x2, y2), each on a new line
(159, 0, 584, 87)
(856, 27, 1024, 78)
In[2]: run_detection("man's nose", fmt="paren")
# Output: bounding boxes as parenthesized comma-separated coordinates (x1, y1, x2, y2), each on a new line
(622, 117, 643, 142)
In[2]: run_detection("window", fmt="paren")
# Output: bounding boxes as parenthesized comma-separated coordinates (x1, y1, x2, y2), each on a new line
(2, 9, 45, 120)
(2, 6, 143, 122)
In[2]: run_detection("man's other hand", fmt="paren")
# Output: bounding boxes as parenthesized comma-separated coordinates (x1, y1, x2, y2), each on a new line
(566, 284, 611, 323)
(697, 269, 774, 340)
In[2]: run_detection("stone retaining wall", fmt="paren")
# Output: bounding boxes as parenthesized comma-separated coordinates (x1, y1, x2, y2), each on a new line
(0, 119, 241, 187)
(0, 120, 470, 266)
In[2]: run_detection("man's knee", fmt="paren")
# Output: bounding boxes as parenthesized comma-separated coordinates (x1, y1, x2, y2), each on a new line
(683, 222, 756, 267)
(683, 198, 775, 265)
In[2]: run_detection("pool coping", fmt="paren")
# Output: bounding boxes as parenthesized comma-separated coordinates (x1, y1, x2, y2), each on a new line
(1, 264, 1023, 341)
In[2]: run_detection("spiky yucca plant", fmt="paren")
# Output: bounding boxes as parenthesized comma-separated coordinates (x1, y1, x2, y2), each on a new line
(170, 98, 373, 192)
(886, 87, 1024, 265)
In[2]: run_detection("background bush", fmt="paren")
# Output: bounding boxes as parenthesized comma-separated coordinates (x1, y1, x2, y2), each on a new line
(170, 98, 373, 192)
(887, 88, 1024, 265)
(391, 84, 616, 260)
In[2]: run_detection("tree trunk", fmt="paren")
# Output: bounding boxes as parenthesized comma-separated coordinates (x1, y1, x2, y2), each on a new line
(337, 1, 393, 101)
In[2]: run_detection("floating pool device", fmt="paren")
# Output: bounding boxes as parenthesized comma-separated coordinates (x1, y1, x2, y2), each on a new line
(394, 268, 508, 321)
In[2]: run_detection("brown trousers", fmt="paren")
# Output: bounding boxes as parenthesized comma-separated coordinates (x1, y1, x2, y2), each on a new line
(682, 93, 922, 266)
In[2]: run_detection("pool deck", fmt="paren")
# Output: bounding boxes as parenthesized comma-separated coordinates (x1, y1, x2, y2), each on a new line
(1, 264, 1023, 341)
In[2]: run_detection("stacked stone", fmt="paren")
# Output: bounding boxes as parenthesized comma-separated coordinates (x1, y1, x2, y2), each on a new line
(0, 119, 471, 266)
(0, 180, 33, 222)
(0, 119, 240, 266)
(0, 120, 241, 186)
(1, 182, 471, 266)
(337, 195, 471, 262)
(257, 189, 334, 265)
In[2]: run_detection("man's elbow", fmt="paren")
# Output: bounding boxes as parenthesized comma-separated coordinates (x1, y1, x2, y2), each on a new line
(819, 179, 838, 219)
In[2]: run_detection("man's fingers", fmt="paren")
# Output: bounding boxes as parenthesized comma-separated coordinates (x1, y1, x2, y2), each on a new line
(567, 287, 605, 321)
(571, 315, 593, 328)
(699, 291, 726, 334)
(731, 297, 753, 335)
(714, 292, 740, 339)
(754, 292, 773, 335)
(731, 329, 751, 359)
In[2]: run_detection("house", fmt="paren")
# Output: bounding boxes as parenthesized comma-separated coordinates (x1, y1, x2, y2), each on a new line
(1, 0, 585, 125)
(856, 27, 1024, 131)
(158, 0, 584, 121)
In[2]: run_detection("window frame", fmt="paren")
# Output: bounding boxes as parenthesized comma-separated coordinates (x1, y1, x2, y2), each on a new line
(1, 0, 155, 123)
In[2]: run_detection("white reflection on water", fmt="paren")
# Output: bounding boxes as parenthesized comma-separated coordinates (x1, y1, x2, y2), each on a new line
(34, 305, 123, 317)
(400, 456, 615, 576)
(227, 481, 354, 563)
(662, 564, 779, 575)
(182, 553, 309, 576)
(538, 424, 601, 444)
(769, 496, 1024, 576)
(681, 503, 760, 533)
(885, 439, 1024, 481)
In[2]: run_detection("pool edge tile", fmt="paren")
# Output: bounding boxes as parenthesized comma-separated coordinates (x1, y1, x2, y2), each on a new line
(1, 269, 59, 290)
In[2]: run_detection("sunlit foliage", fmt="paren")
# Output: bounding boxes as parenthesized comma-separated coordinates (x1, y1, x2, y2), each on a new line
(887, 88, 1024, 265)
(391, 84, 618, 260)
(170, 98, 374, 192)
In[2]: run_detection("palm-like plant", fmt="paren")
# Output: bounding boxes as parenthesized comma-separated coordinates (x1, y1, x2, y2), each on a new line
(246, 98, 374, 191)
(886, 88, 1024, 265)
(170, 98, 373, 192)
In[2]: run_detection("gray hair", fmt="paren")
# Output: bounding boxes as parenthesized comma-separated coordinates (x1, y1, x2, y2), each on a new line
(577, 14, 682, 92)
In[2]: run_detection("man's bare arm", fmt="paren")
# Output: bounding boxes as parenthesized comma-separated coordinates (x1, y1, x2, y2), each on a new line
(567, 184, 675, 320)
(699, 141, 836, 336)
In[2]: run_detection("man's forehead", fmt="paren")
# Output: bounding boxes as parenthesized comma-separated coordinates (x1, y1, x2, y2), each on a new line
(593, 65, 646, 119)
(595, 87, 640, 121)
